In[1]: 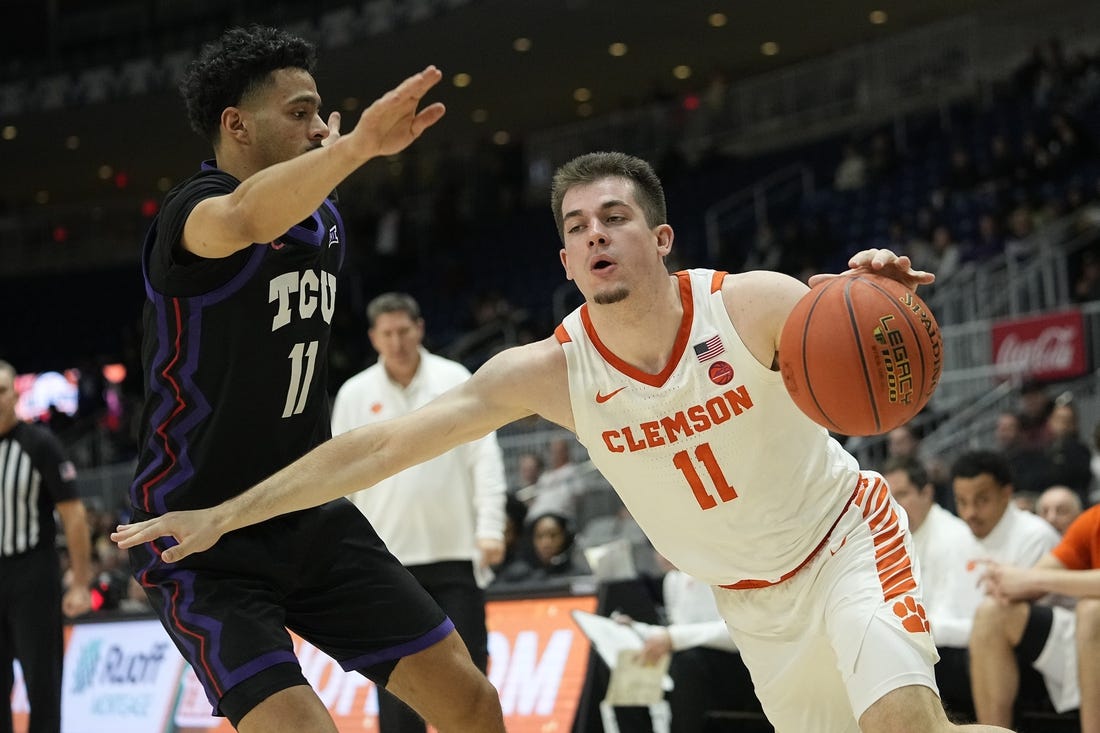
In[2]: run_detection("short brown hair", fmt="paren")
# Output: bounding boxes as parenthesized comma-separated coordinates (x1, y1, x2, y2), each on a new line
(366, 292, 421, 327)
(550, 152, 666, 241)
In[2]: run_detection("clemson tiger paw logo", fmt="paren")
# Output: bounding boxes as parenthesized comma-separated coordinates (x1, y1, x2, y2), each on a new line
(892, 596, 930, 634)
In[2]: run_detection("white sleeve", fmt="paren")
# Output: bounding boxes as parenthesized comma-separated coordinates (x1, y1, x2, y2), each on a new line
(667, 622, 738, 652)
(924, 541, 985, 648)
(471, 431, 507, 542)
(330, 382, 357, 436)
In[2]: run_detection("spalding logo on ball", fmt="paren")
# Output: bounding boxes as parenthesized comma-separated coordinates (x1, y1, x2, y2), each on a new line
(779, 273, 943, 436)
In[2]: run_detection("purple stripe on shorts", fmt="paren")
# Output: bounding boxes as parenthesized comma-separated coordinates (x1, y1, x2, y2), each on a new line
(338, 618, 456, 672)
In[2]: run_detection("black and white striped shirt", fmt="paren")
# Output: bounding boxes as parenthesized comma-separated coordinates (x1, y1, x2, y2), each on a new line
(0, 422, 78, 557)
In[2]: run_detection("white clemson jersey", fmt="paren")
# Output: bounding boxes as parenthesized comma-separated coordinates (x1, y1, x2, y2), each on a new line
(555, 268, 860, 586)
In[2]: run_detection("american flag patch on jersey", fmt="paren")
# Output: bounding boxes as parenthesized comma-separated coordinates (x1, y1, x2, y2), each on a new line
(693, 335, 725, 362)
(59, 461, 77, 482)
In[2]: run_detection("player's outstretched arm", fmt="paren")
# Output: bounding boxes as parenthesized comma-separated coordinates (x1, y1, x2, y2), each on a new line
(185, 66, 446, 257)
(112, 338, 567, 562)
(807, 248, 935, 291)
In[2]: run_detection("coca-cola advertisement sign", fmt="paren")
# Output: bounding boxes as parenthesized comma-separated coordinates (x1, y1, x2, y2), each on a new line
(991, 309, 1087, 382)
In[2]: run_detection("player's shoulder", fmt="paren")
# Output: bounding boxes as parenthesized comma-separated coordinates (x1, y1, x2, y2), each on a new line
(471, 337, 566, 402)
(1016, 506, 1063, 542)
(334, 364, 384, 397)
(721, 268, 805, 295)
(164, 166, 237, 205)
(7, 421, 62, 455)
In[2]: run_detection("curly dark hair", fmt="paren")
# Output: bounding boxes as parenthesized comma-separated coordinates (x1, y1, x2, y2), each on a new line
(180, 25, 317, 143)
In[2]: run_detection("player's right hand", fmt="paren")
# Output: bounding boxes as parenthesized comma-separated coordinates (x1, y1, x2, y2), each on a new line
(344, 65, 446, 161)
(111, 510, 222, 563)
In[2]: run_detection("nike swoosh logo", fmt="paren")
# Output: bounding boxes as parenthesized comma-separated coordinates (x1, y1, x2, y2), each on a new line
(829, 536, 847, 556)
(595, 387, 627, 403)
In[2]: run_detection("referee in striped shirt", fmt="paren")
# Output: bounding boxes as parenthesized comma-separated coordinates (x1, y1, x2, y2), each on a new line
(0, 360, 92, 733)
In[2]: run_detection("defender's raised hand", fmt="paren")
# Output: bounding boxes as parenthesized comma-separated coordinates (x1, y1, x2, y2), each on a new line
(343, 65, 446, 160)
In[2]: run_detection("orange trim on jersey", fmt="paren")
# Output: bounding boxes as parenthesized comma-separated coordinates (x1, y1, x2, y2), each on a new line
(710, 270, 727, 294)
(853, 475, 918, 600)
(719, 483, 859, 590)
(577, 271, 695, 388)
(554, 323, 572, 344)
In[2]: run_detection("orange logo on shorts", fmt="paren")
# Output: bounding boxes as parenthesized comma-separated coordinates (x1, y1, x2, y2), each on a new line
(892, 596, 930, 634)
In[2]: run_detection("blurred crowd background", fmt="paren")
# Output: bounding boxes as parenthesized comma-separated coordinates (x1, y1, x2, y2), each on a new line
(2, 0, 1100, 620)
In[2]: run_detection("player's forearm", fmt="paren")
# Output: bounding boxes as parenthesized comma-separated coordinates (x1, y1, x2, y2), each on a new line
(226, 135, 365, 245)
(60, 503, 94, 587)
(1031, 568, 1100, 598)
(216, 425, 417, 533)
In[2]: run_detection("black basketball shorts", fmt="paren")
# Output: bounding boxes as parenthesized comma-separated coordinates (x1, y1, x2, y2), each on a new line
(129, 498, 450, 725)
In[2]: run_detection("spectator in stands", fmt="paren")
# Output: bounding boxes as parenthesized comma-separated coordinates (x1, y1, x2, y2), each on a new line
(1017, 380, 1054, 448)
(834, 142, 867, 191)
(493, 510, 590, 585)
(966, 214, 1004, 264)
(742, 222, 783, 272)
(1090, 421, 1100, 502)
(983, 134, 1019, 190)
(945, 147, 980, 193)
(867, 130, 899, 182)
(1014, 491, 1040, 514)
(576, 501, 660, 579)
(888, 423, 922, 461)
(1007, 203, 1038, 255)
(994, 410, 1054, 494)
(928, 225, 962, 283)
(511, 451, 545, 503)
(886, 456, 985, 722)
(1047, 112, 1094, 175)
(887, 422, 953, 511)
(1044, 397, 1094, 502)
(490, 494, 529, 580)
(1036, 485, 1084, 535)
(968, 503, 1100, 730)
(525, 436, 586, 518)
(1072, 249, 1100, 303)
(614, 553, 762, 733)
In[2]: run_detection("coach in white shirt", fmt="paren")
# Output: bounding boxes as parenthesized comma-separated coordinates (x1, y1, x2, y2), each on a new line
(332, 292, 506, 733)
(885, 456, 985, 720)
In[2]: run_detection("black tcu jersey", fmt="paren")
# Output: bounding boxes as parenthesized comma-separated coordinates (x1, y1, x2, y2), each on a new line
(131, 162, 344, 514)
(0, 421, 79, 556)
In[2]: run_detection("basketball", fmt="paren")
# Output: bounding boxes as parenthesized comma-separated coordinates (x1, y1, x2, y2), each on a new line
(778, 273, 943, 436)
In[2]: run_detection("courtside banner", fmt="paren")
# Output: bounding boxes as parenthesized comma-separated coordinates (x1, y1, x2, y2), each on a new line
(486, 595, 598, 732)
(991, 308, 1087, 382)
(13, 595, 598, 732)
(183, 594, 600, 732)
(60, 619, 185, 733)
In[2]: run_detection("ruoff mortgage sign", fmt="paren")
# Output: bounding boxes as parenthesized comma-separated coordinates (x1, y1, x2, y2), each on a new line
(61, 620, 185, 733)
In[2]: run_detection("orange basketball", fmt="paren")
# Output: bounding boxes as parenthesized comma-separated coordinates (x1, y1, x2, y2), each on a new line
(778, 273, 943, 436)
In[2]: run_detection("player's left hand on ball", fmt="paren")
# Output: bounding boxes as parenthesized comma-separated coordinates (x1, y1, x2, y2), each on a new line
(111, 510, 223, 563)
(808, 248, 935, 291)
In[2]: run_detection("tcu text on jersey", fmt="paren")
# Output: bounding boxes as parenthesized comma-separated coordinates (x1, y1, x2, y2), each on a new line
(268, 268, 337, 331)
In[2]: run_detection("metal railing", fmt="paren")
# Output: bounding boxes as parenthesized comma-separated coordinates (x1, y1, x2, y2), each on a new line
(703, 164, 815, 263)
